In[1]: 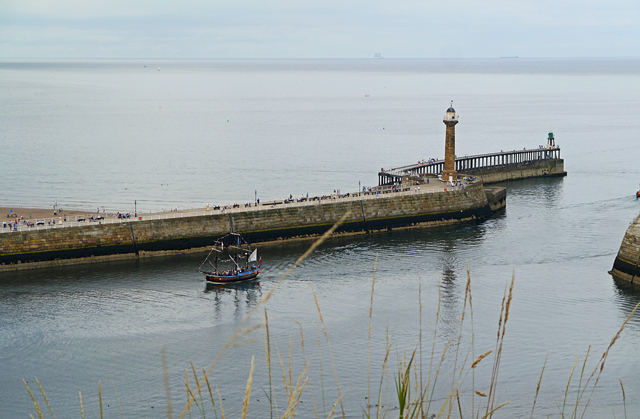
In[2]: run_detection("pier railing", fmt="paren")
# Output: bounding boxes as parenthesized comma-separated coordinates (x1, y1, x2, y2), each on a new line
(379, 147, 561, 185)
(1, 182, 475, 234)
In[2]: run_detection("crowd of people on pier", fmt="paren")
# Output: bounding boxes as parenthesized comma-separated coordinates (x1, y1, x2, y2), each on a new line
(2, 172, 483, 234)
(3, 218, 54, 231)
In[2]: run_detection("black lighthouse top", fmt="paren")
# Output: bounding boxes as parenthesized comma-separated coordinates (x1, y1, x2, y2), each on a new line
(446, 100, 455, 113)
(443, 100, 458, 122)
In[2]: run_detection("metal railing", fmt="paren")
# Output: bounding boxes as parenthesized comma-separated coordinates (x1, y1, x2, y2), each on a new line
(379, 146, 561, 185)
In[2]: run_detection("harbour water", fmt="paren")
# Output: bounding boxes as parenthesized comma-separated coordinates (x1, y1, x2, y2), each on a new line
(1, 58, 640, 418)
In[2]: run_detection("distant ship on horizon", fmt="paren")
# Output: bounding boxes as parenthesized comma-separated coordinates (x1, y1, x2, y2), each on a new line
(374, 53, 383, 59)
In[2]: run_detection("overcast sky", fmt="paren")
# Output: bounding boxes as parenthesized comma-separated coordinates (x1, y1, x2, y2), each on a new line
(1, 0, 639, 59)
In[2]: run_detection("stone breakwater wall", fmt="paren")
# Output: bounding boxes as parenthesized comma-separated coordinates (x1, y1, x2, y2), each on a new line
(611, 213, 640, 283)
(463, 159, 566, 184)
(483, 187, 507, 212)
(0, 182, 502, 270)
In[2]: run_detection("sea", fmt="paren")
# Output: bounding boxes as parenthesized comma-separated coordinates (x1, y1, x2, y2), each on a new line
(1, 58, 640, 418)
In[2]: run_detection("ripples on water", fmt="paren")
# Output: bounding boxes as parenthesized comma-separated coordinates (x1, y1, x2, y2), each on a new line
(2, 58, 640, 418)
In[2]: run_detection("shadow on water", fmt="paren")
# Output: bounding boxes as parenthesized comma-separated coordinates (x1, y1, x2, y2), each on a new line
(612, 274, 640, 327)
(253, 219, 491, 281)
(497, 176, 565, 205)
(204, 279, 263, 319)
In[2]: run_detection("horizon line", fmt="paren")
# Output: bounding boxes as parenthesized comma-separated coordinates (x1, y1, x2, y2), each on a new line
(2, 56, 640, 61)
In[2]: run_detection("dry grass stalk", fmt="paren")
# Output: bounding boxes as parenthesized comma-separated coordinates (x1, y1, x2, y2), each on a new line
(569, 348, 590, 419)
(22, 379, 44, 419)
(241, 356, 255, 419)
(485, 273, 515, 418)
(619, 377, 626, 419)
(316, 324, 327, 419)
(275, 340, 291, 405)
(34, 378, 55, 419)
(433, 341, 456, 418)
(574, 301, 640, 419)
(366, 331, 393, 419)
(367, 254, 378, 419)
(288, 338, 293, 397)
(456, 389, 463, 418)
(216, 386, 226, 419)
(185, 369, 205, 417)
(162, 345, 174, 419)
(466, 267, 476, 416)
(312, 286, 345, 418)
(454, 274, 475, 393)
(530, 353, 548, 419)
(472, 351, 493, 369)
(262, 309, 277, 419)
(323, 392, 344, 419)
(279, 360, 310, 419)
(418, 281, 423, 418)
(202, 367, 218, 417)
(482, 400, 509, 418)
(108, 374, 126, 419)
(177, 212, 351, 419)
(428, 268, 479, 418)
(190, 362, 206, 417)
(231, 324, 264, 347)
(79, 391, 85, 419)
(184, 371, 193, 415)
(571, 345, 591, 416)
(98, 380, 103, 419)
(447, 271, 473, 418)
(424, 283, 442, 418)
(190, 362, 202, 403)
(294, 320, 320, 419)
(561, 354, 581, 418)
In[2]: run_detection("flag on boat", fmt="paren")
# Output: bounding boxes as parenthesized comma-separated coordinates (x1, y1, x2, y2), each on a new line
(248, 249, 258, 263)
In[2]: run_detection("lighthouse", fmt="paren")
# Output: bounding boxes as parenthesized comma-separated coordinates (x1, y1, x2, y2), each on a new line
(442, 101, 458, 182)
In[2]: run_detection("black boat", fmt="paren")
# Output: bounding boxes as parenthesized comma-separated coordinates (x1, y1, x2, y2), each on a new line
(198, 233, 261, 283)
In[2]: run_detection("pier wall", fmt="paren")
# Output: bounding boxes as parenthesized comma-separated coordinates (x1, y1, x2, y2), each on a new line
(611, 214, 640, 283)
(462, 159, 566, 184)
(0, 183, 501, 269)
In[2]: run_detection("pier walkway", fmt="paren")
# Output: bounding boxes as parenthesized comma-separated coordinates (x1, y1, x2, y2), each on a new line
(1, 179, 469, 235)
(379, 146, 561, 185)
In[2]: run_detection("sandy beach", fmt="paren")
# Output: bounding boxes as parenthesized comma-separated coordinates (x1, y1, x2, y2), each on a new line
(1, 206, 105, 221)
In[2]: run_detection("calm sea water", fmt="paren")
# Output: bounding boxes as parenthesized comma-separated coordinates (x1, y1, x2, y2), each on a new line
(1, 58, 640, 418)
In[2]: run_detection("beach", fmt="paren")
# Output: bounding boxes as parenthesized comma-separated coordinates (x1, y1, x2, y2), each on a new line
(1, 206, 96, 221)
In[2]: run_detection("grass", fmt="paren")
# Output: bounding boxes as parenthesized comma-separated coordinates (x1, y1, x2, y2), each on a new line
(22, 215, 640, 418)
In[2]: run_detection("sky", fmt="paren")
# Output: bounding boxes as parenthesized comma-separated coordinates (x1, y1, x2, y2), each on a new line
(1, 0, 639, 59)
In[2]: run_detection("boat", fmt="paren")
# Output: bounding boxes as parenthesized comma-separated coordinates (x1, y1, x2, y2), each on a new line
(198, 233, 261, 283)
(205, 278, 260, 293)
(637, 190, 640, 199)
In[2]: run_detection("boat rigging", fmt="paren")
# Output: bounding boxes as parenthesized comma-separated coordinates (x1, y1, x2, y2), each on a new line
(197, 233, 261, 283)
